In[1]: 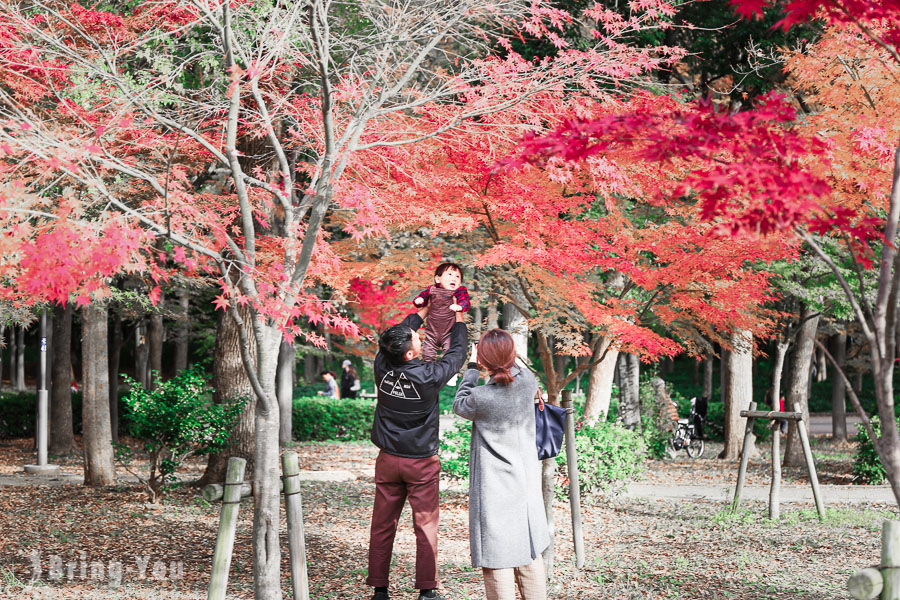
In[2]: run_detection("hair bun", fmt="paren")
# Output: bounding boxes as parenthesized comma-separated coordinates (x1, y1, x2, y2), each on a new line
(493, 366, 515, 386)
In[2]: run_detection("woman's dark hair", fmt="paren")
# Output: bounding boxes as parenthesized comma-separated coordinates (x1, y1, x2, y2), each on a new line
(379, 323, 414, 363)
(478, 329, 516, 386)
(434, 262, 464, 282)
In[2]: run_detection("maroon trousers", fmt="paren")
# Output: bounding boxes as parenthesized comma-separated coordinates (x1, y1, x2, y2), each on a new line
(367, 451, 441, 590)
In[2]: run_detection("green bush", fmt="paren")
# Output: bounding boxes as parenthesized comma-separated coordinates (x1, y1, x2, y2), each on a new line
(557, 421, 645, 501)
(854, 416, 889, 484)
(439, 419, 472, 480)
(292, 396, 376, 441)
(119, 370, 243, 503)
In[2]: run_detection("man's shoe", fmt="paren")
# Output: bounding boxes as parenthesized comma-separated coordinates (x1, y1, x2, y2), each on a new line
(417, 592, 446, 600)
(371, 592, 389, 600)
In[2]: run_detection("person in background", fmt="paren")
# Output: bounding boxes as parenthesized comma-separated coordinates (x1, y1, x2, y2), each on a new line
(341, 359, 361, 399)
(453, 329, 549, 600)
(318, 371, 339, 399)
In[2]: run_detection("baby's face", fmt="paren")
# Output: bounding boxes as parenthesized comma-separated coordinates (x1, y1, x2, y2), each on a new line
(435, 267, 461, 290)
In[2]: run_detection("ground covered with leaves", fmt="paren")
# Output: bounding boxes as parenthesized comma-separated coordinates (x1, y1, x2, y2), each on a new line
(0, 436, 895, 599)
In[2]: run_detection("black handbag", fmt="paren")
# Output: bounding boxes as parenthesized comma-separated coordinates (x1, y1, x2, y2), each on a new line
(535, 392, 566, 460)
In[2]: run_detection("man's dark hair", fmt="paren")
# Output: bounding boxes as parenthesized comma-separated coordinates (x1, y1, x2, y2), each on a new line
(434, 262, 464, 282)
(379, 324, 414, 363)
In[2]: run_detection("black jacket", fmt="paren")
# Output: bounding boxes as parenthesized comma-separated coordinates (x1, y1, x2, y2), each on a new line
(371, 313, 467, 458)
(340, 370, 357, 399)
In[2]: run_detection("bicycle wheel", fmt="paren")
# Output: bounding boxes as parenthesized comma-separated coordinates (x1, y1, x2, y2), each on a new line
(687, 438, 704, 458)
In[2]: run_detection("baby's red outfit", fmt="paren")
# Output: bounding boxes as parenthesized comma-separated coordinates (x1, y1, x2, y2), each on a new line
(414, 285, 471, 362)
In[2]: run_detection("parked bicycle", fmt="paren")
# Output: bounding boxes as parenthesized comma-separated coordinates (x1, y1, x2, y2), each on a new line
(669, 396, 708, 458)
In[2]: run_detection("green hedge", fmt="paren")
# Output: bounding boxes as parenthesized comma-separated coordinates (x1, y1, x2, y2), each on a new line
(0, 391, 84, 439)
(292, 396, 376, 441)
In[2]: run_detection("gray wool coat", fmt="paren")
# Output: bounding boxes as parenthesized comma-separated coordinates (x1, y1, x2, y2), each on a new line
(453, 366, 550, 569)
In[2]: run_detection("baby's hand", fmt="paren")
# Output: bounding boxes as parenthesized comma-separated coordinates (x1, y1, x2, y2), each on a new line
(414, 297, 424, 306)
(450, 303, 462, 312)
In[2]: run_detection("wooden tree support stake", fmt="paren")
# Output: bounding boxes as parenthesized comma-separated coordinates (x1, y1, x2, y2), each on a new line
(793, 402, 826, 521)
(731, 402, 756, 512)
(282, 451, 310, 600)
(884, 520, 900, 600)
(561, 390, 584, 569)
(207, 457, 246, 600)
(769, 418, 781, 520)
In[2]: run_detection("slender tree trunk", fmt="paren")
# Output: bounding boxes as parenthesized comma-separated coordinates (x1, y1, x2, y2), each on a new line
(486, 297, 499, 329)
(815, 345, 827, 382)
(771, 338, 790, 411)
(82, 305, 115, 486)
(720, 330, 753, 460)
(251, 323, 283, 600)
(148, 296, 164, 389)
(108, 311, 123, 446)
(49, 304, 76, 455)
(617, 353, 641, 430)
(831, 332, 848, 442)
(584, 338, 618, 423)
(703, 355, 713, 399)
(174, 290, 190, 373)
(502, 285, 529, 362)
(198, 306, 258, 485)
(784, 307, 821, 467)
(719, 345, 729, 406)
(16, 325, 25, 392)
(135, 319, 149, 388)
(304, 351, 318, 384)
(277, 337, 294, 446)
(472, 305, 483, 339)
(692, 359, 699, 386)
(0, 323, 5, 389)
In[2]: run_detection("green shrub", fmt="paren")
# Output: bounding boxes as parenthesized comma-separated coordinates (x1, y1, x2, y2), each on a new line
(439, 419, 472, 480)
(854, 416, 889, 484)
(292, 396, 375, 441)
(557, 421, 645, 500)
(119, 370, 243, 503)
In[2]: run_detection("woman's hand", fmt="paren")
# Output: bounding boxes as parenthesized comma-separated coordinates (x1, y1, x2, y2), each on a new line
(467, 342, 478, 369)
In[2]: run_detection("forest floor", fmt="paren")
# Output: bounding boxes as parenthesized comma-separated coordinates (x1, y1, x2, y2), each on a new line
(0, 433, 896, 600)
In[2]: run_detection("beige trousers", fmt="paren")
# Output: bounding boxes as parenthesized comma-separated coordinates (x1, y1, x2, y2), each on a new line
(482, 556, 547, 600)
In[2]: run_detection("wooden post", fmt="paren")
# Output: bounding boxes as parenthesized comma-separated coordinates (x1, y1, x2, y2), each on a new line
(731, 401, 756, 512)
(561, 390, 584, 569)
(207, 457, 246, 600)
(202, 482, 252, 502)
(883, 520, 900, 600)
(282, 451, 310, 600)
(769, 419, 781, 520)
(848, 568, 883, 600)
(793, 402, 826, 521)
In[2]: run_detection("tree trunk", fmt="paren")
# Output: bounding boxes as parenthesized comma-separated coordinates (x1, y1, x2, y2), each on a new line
(540, 457, 556, 579)
(720, 329, 753, 460)
(148, 296, 164, 389)
(784, 307, 821, 467)
(198, 306, 258, 485)
(16, 325, 25, 392)
(584, 338, 618, 424)
(251, 323, 283, 600)
(49, 303, 77, 455)
(771, 338, 790, 410)
(82, 305, 115, 486)
(831, 332, 848, 442)
(277, 337, 294, 446)
(174, 290, 190, 373)
(0, 323, 5, 389)
(703, 355, 713, 399)
(134, 319, 149, 388)
(719, 345, 729, 405)
(501, 286, 529, 362)
(303, 351, 319, 385)
(816, 344, 827, 382)
(108, 311, 123, 446)
(472, 305, 483, 339)
(617, 353, 641, 430)
(486, 297, 499, 329)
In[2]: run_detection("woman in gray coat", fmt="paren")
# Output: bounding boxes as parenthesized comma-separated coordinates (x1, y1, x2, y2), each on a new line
(453, 329, 549, 600)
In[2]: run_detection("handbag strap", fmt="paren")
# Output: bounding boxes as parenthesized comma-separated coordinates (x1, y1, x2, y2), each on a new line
(535, 388, 545, 411)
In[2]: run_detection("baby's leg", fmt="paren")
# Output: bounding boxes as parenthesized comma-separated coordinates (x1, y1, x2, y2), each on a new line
(422, 335, 439, 363)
